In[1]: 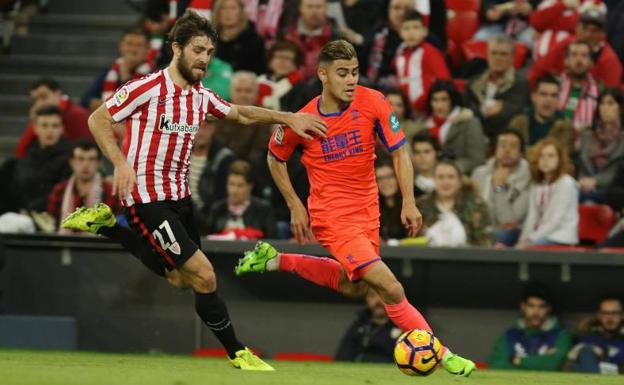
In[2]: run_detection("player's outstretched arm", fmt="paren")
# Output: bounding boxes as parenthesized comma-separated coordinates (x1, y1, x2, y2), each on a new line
(392, 146, 422, 237)
(88, 105, 136, 197)
(226, 105, 327, 140)
(267, 154, 311, 244)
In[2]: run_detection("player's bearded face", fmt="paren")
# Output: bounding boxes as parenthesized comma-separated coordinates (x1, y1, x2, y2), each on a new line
(176, 36, 213, 84)
(323, 59, 359, 103)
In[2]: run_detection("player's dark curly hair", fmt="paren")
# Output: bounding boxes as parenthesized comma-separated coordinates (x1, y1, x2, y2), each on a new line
(168, 10, 218, 48)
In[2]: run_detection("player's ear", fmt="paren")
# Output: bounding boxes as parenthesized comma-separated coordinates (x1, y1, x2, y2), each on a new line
(171, 42, 182, 59)
(317, 64, 327, 84)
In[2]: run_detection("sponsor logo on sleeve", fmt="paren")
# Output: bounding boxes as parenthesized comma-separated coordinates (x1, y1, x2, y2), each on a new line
(389, 112, 401, 133)
(274, 126, 284, 145)
(114, 87, 129, 107)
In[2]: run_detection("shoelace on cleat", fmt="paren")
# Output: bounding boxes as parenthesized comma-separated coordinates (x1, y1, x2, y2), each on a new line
(240, 350, 263, 366)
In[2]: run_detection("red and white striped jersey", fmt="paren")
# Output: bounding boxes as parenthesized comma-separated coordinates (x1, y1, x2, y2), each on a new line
(105, 68, 231, 207)
(393, 42, 450, 114)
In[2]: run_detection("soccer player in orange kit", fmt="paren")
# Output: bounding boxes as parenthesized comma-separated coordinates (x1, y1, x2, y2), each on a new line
(235, 40, 475, 376)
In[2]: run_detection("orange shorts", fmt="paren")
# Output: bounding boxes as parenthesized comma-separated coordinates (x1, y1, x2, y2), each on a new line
(312, 220, 381, 282)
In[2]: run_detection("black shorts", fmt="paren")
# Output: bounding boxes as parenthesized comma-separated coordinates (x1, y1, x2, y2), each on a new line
(125, 197, 200, 270)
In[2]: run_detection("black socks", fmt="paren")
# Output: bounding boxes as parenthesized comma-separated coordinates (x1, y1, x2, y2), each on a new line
(195, 291, 245, 358)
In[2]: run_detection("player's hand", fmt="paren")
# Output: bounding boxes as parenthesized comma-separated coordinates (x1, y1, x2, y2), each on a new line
(113, 162, 136, 198)
(401, 202, 423, 237)
(290, 202, 312, 244)
(288, 112, 327, 140)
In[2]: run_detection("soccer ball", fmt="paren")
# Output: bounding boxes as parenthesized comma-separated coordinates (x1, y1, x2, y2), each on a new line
(394, 329, 443, 376)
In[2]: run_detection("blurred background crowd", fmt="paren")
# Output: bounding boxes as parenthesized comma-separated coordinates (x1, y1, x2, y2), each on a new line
(0, 0, 623, 251)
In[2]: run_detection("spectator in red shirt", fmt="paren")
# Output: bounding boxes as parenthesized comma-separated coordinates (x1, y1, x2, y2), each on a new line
(257, 40, 304, 111)
(530, 0, 583, 60)
(360, 0, 414, 85)
(283, 0, 338, 80)
(48, 140, 121, 233)
(531, 0, 580, 35)
(15, 78, 92, 158)
(82, 27, 153, 113)
(529, 4, 622, 88)
(393, 10, 450, 116)
(101, 26, 153, 102)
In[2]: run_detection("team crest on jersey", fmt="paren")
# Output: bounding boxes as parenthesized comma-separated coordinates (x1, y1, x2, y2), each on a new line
(389, 112, 401, 133)
(159, 113, 199, 134)
(114, 87, 129, 107)
(168, 241, 181, 255)
(274, 126, 284, 145)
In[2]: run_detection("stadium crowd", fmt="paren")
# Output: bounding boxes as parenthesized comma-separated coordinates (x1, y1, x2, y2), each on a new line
(335, 282, 624, 374)
(1, 0, 624, 248)
(0, 0, 623, 373)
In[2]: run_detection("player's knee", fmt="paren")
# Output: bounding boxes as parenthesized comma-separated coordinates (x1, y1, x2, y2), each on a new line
(338, 274, 367, 299)
(379, 280, 405, 304)
(166, 272, 188, 289)
(191, 266, 217, 293)
(350, 282, 370, 299)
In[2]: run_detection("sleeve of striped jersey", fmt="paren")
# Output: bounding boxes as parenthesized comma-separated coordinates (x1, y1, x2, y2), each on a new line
(105, 78, 154, 123)
(374, 93, 406, 152)
(268, 125, 302, 162)
(204, 90, 232, 121)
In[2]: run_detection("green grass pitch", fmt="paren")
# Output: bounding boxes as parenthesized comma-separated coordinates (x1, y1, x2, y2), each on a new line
(1, 350, 622, 385)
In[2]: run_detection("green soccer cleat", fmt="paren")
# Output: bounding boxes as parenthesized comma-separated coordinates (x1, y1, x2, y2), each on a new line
(60, 203, 116, 234)
(234, 241, 278, 276)
(442, 352, 476, 377)
(229, 348, 275, 371)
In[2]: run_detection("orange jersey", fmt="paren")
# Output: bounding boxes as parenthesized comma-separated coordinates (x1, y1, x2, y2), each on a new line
(268, 85, 406, 225)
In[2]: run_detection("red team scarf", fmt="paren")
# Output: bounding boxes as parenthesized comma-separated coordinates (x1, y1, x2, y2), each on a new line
(429, 115, 447, 145)
(558, 72, 599, 129)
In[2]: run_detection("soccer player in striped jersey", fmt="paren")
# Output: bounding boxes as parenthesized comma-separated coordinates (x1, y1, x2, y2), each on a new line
(235, 40, 476, 376)
(61, 10, 326, 371)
